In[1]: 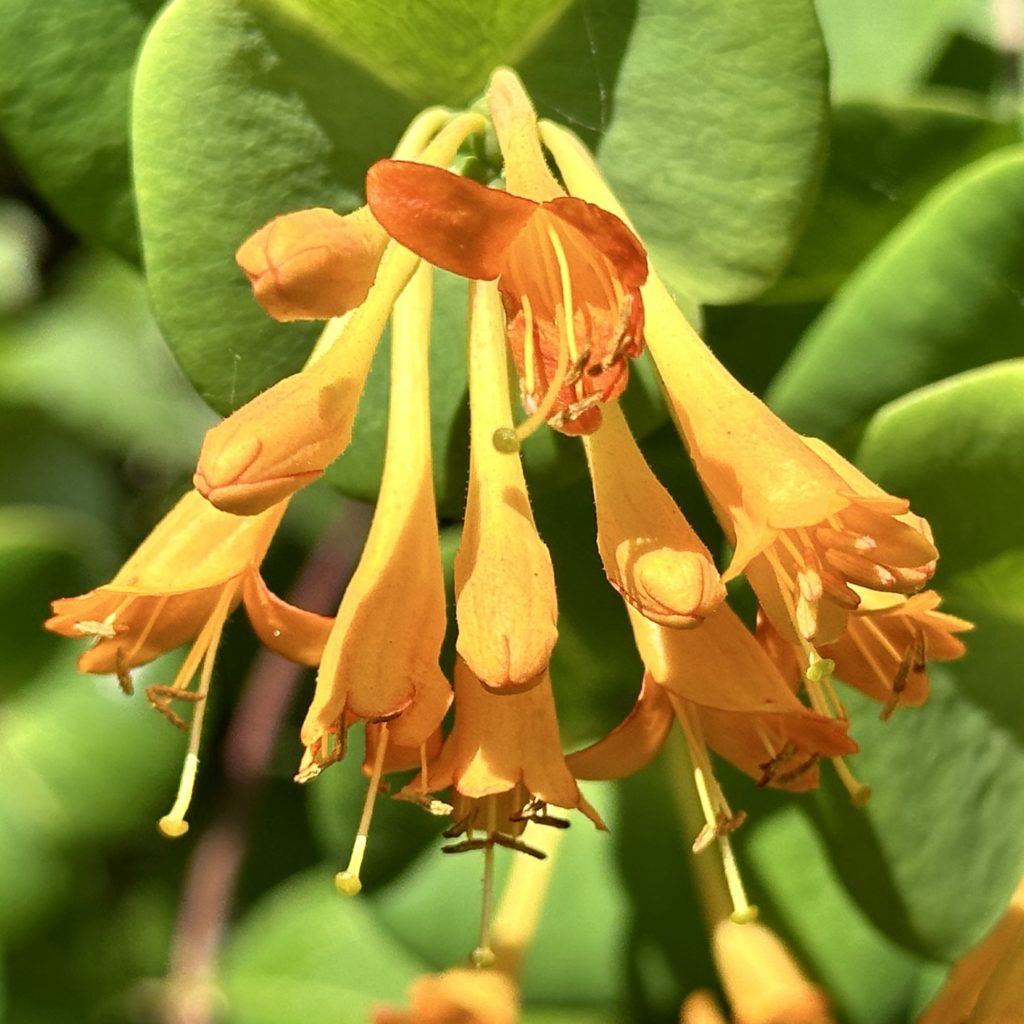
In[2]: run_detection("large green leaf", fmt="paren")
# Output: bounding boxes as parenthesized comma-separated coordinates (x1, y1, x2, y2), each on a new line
(0, 0, 162, 261)
(763, 98, 1018, 304)
(800, 363, 1024, 960)
(594, 0, 829, 304)
(768, 147, 1024, 442)
(815, 0, 975, 100)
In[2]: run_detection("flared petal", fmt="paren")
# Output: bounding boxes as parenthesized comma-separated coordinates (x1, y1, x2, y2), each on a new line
(46, 491, 285, 672)
(236, 205, 388, 321)
(455, 281, 558, 689)
(583, 401, 725, 627)
(299, 264, 451, 767)
(367, 160, 538, 280)
(567, 674, 675, 780)
(409, 658, 605, 830)
(240, 573, 332, 667)
(373, 967, 519, 1024)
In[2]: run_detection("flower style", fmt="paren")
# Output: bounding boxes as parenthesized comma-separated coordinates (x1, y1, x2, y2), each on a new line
(45, 490, 323, 835)
(366, 69, 647, 439)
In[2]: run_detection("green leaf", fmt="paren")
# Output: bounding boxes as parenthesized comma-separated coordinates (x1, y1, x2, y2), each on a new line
(768, 147, 1024, 442)
(594, 0, 829, 304)
(815, 0, 975, 100)
(799, 364, 1024, 960)
(763, 98, 1018, 304)
(746, 808, 927, 1024)
(221, 867, 425, 1023)
(0, 255, 216, 471)
(0, 0, 162, 261)
(0, 650, 182, 937)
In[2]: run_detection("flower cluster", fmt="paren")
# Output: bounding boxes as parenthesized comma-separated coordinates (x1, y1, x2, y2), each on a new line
(47, 68, 970, 975)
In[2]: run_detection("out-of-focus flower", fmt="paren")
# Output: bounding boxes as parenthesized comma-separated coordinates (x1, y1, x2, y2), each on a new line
(372, 968, 519, 1024)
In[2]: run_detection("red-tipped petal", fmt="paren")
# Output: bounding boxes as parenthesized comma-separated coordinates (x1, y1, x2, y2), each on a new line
(544, 196, 648, 289)
(366, 160, 537, 279)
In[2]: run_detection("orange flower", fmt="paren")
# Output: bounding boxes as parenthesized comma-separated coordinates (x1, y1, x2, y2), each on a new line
(45, 490, 323, 835)
(537, 118, 938, 650)
(582, 400, 725, 628)
(366, 69, 647, 438)
(296, 263, 451, 782)
(454, 280, 558, 690)
(403, 656, 605, 841)
(373, 968, 519, 1024)
(236, 205, 389, 321)
(763, 589, 972, 719)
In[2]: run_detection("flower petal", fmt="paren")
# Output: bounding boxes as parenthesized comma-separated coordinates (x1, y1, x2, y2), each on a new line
(366, 160, 537, 280)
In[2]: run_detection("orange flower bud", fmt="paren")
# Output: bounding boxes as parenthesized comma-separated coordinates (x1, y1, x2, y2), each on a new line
(236, 206, 388, 321)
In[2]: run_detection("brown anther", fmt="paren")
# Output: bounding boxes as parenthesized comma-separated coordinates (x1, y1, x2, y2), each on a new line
(757, 742, 798, 786)
(587, 293, 636, 376)
(548, 392, 603, 428)
(563, 347, 592, 388)
(441, 838, 490, 855)
(509, 799, 571, 829)
(692, 810, 747, 854)
(145, 685, 204, 732)
(114, 647, 134, 697)
(490, 832, 548, 859)
(442, 813, 476, 840)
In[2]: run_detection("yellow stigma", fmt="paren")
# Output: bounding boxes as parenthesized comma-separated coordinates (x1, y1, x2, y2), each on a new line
(336, 725, 390, 897)
(158, 751, 199, 839)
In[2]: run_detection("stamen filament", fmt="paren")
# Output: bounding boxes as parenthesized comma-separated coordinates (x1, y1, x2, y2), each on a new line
(508, 228, 574, 445)
(471, 798, 499, 968)
(336, 724, 390, 896)
(158, 585, 235, 837)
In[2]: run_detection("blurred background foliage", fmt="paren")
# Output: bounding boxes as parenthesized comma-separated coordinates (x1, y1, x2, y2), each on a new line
(0, 0, 1021, 1021)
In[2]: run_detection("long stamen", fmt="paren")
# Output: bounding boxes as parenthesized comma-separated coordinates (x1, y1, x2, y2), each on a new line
(158, 585, 236, 838)
(504, 228, 574, 446)
(125, 593, 170, 663)
(471, 798, 499, 968)
(336, 723, 390, 896)
(671, 696, 756, 924)
(521, 293, 536, 399)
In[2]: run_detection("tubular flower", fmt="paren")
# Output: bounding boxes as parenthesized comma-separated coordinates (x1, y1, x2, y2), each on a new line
(454, 280, 558, 690)
(570, 603, 858, 794)
(296, 262, 452, 782)
(760, 589, 972, 719)
(372, 968, 519, 1024)
(194, 110, 487, 516)
(581, 400, 725, 628)
(366, 70, 647, 439)
(401, 656, 606, 850)
(44, 490, 321, 835)
(538, 118, 938, 650)
(236, 204, 389, 322)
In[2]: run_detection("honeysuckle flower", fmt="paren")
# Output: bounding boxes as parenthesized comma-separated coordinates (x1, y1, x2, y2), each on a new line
(537, 117, 938, 651)
(45, 489, 318, 836)
(760, 589, 972, 720)
(582, 400, 725, 628)
(569, 603, 857, 794)
(236, 204, 389, 322)
(372, 968, 519, 1024)
(454, 280, 558, 690)
(705, 918, 835, 1024)
(194, 109, 487, 516)
(296, 263, 451, 785)
(402, 656, 605, 843)
(366, 68, 647, 440)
